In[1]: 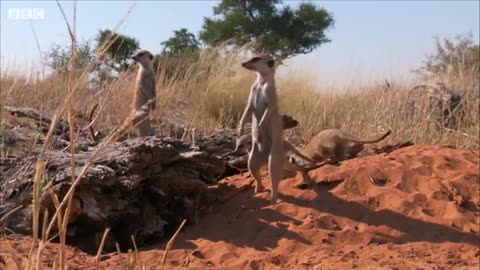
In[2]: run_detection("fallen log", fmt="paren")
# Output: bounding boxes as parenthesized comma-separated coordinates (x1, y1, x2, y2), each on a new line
(2, 105, 98, 144)
(0, 136, 226, 253)
(2, 106, 69, 134)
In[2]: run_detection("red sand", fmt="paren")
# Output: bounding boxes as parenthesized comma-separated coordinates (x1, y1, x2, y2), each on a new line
(1, 145, 479, 269)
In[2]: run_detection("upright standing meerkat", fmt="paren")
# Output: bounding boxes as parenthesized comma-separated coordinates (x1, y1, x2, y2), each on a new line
(290, 128, 391, 165)
(237, 54, 284, 204)
(131, 49, 156, 136)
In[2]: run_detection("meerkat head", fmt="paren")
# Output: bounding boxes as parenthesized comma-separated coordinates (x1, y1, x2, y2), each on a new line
(241, 54, 275, 74)
(132, 49, 153, 68)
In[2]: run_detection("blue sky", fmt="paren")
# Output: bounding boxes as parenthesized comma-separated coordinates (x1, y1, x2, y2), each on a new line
(1, 0, 479, 88)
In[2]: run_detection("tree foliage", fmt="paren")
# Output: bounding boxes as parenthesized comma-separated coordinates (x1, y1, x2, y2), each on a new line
(96, 29, 140, 72)
(199, 0, 334, 61)
(161, 28, 201, 55)
(417, 33, 479, 79)
(155, 29, 202, 83)
(44, 40, 95, 76)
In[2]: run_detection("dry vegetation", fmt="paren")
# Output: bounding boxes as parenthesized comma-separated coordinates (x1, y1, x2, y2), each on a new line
(0, 3, 479, 270)
(1, 47, 479, 150)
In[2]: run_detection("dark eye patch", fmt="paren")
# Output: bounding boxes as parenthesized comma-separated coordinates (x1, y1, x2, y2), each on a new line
(137, 52, 145, 57)
(250, 57, 261, 62)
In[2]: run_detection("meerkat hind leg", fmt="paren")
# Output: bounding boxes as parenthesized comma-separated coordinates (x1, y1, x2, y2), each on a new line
(268, 141, 284, 204)
(248, 143, 267, 194)
(136, 116, 154, 136)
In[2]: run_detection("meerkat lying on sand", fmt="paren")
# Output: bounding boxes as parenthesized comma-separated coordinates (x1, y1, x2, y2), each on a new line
(289, 128, 392, 166)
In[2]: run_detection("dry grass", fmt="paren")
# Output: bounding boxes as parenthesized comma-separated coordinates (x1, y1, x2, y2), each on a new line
(1, 47, 479, 149)
(0, 2, 479, 270)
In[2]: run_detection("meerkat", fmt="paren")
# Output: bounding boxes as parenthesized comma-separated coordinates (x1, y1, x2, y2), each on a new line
(131, 49, 156, 136)
(233, 133, 328, 172)
(289, 129, 392, 166)
(228, 114, 299, 156)
(237, 54, 285, 204)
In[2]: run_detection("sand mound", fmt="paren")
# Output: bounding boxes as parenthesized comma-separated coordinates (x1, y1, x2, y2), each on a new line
(2, 145, 479, 269)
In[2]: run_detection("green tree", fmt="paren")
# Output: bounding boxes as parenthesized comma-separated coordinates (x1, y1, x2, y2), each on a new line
(45, 40, 95, 76)
(96, 29, 140, 72)
(417, 33, 479, 79)
(161, 28, 201, 55)
(154, 29, 202, 83)
(199, 0, 334, 62)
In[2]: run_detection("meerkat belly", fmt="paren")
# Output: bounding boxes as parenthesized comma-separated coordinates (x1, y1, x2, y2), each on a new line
(133, 72, 149, 106)
(252, 89, 274, 136)
(252, 88, 268, 121)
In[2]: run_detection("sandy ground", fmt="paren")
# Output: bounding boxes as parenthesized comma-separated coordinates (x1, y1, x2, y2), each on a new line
(1, 145, 479, 270)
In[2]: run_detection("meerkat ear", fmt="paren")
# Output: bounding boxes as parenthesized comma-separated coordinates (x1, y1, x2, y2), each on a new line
(148, 52, 153, 60)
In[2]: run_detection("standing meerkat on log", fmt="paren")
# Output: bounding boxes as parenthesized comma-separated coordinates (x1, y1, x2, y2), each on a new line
(131, 49, 156, 136)
(237, 54, 284, 204)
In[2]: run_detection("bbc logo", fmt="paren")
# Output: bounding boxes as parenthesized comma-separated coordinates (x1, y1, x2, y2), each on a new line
(8, 8, 45, 20)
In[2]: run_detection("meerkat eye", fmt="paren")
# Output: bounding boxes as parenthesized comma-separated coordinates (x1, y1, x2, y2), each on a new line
(250, 57, 261, 62)
(137, 52, 145, 57)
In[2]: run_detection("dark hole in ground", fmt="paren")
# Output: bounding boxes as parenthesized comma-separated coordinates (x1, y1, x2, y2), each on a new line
(220, 165, 242, 178)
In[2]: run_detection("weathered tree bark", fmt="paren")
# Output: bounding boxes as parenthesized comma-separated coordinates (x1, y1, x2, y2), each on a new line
(2, 106, 70, 134)
(0, 136, 229, 253)
(2, 105, 96, 145)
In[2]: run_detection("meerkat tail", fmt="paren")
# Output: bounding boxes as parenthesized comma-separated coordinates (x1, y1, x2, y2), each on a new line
(342, 129, 391, 144)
